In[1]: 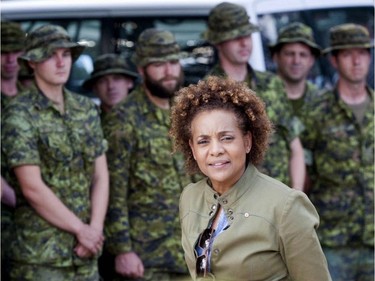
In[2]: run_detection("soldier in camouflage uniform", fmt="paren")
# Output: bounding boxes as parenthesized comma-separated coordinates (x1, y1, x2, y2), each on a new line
(102, 28, 193, 281)
(1, 20, 26, 281)
(269, 22, 322, 117)
(302, 23, 374, 281)
(1, 21, 27, 108)
(204, 2, 305, 190)
(82, 53, 138, 119)
(1, 24, 109, 281)
(269, 22, 322, 190)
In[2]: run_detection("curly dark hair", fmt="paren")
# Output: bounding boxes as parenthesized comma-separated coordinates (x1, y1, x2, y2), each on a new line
(170, 75, 273, 175)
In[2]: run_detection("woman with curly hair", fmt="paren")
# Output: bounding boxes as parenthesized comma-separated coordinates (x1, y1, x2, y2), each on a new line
(170, 76, 331, 281)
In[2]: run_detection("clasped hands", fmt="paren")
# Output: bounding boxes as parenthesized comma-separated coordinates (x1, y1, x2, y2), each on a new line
(74, 223, 104, 258)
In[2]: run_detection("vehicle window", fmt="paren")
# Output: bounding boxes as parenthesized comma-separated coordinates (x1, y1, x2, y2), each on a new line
(257, 6, 374, 88)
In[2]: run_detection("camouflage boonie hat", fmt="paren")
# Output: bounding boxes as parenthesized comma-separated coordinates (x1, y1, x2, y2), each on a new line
(82, 53, 138, 89)
(323, 23, 374, 54)
(269, 22, 321, 56)
(1, 21, 25, 52)
(203, 2, 259, 45)
(132, 28, 187, 67)
(19, 24, 85, 63)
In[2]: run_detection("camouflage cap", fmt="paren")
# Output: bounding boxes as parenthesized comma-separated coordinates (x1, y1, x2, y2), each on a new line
(1, 21, 26, 53)
(19, 24, 85, 63)
(203, 2, 259, 45)
(269, 22, 321, 56)
(131, 28, 187, 67)
(82, 53, 138, 89)
(323, 23, 374, 54)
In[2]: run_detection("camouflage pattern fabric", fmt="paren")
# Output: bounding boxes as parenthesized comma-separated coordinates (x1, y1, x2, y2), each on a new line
(9, 261, 99, 281)
(1, 21, 25, 52)
(301, 86, 374, 247)
(102, 85, 194, 275)
(1, 81, 30, 281)
(1, 81, 29, 111)
(1, 86, 107, 269)
(131, 28, 187, 67)
(323, 23, 374, 54)
(203, 2, 259, 45)
(323, 246, 374, 281)
(269, 22, 321, 56)
(289, 81, 321, 166)
(207, 64, 301, 186)
(82, 53, 138, 90)
(19, 24, 85, 63)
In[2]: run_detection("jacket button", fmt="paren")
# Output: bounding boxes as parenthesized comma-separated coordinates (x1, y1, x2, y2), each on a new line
(213, 249, 220, 255)
(211, 204, 217, 210)
(244, 212, 250, 218)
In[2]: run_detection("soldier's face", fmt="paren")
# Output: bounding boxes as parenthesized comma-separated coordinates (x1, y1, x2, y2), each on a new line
(93, 74, 134, 111)
(141, 60, 184, 99)
(331, 48, 371, 84)
(1, 50, 23, 80)
(274, 43, 315, 84)
(217, 35, 252, 66)
(29, 48, 72, 87)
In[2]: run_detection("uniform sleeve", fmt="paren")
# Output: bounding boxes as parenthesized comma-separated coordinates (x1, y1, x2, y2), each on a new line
(2, 105, 40, 167)
(279, 191, 332, 281)
(260, 76, 301, 143)
(102, 111, 134, 255)
(85, 99, 108, 158)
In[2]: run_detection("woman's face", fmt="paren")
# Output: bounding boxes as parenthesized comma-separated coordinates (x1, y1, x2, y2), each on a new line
(189, 109, 252, 194)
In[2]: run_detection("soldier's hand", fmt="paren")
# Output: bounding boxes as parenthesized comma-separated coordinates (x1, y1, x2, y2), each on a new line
(115, 252, 144, 278)
(74, 243, 95, 258)
(75, 223, 104, 255)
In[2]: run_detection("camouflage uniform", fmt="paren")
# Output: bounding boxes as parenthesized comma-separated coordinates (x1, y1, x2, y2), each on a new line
(1, 20, 26, 281)
(302, 24, 374, 281)
(1, 25, 107, 281)
(204, 3, 300, 186)
(102, 29, 192, 281)
(268, 22, 323, 165)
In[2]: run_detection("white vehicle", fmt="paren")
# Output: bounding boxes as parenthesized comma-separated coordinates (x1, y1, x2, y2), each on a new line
(2, 0, 373, 94)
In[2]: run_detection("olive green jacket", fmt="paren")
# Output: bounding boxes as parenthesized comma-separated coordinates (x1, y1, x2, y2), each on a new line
(180, 165, 332, 281)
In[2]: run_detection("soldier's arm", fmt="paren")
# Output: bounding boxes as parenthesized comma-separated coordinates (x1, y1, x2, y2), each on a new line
(103, 113, 133, 255)
(289, 137, 306, 191)
(13, 164, 104, 255)
(89, 153, 109, 233)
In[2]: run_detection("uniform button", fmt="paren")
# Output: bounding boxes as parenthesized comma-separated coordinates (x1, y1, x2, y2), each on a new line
(211, 204, 217, 210)
(214, 194, 218, 199)
(213, 249, 220, 255)
(222, 199, 228, 204)
(244, 212, 250, 218)
(227, 209, 233, 215)
(209, 211, 214, 216)
(229, 216, 234, 220)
